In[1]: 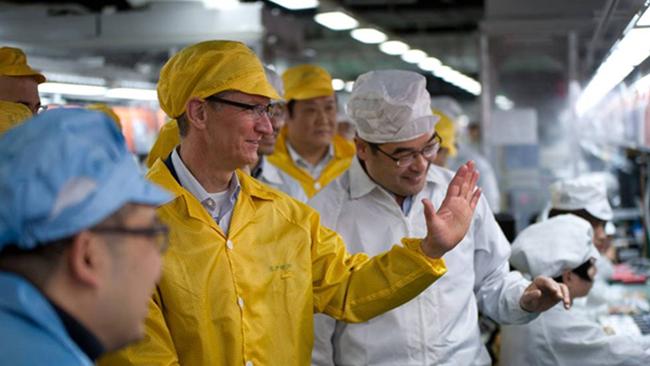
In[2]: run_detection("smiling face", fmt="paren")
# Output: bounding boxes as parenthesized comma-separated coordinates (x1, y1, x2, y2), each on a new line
(203, 91, 274, 169)
(286, 95, 337, 150)
(258, 102, 286, 156)
(357, 131, 437, 199)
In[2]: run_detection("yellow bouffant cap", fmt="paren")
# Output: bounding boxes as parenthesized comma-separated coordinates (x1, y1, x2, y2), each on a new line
(0, 101, 33, 136)
(157, 40, 280, 119)
(145, 119, 180, 168)
(0, 47, 46, 83)
(86, 103, 122, 131)
(432, 108, 457, 157)
(282, 64, 334, 101)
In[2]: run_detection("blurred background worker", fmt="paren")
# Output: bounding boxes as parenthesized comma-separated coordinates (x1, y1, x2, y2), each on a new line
(100, 40, 482, 366)
(0, 47, 45, 115)
(268, 64, 355, 199)
(0, 109, 171, 365)
(311, 70, 570, 366)
(0, 100, 32, 135)
(431, 107, 458, 168)
(501, 215, 650, 366)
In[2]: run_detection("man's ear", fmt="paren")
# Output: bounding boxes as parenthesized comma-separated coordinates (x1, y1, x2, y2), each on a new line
(66, 231, 107, 288)
(185, 97, 209, 131)
(355, 137, 369, 162)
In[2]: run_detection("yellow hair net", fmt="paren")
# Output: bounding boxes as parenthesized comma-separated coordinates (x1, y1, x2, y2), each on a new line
(86, 103, 122, 131)
(0, 101, 32, 136)
(145, 119, 180, 168)
(157, 40, 280, 119)
(0, 47, 46, 83)
(432, 108, 457, 157)
(282, 64, 334, 101)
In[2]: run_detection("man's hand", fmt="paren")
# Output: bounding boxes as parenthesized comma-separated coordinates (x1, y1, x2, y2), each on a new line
(421, 161, 481, 259)
(520, 276, 571, 312)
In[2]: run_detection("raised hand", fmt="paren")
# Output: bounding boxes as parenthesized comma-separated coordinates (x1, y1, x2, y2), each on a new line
(520, 276, 572, 312)
(420, 161, 481, 259)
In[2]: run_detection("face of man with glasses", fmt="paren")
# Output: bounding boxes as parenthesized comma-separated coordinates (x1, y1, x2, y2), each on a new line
(0, 75, 42, 115)
(258, 102, 286, 156)
(356, 131, 441, 199)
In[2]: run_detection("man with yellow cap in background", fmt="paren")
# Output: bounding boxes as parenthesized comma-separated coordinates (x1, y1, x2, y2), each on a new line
(0, 47, 46, 115)
(431, 107, 457, 168)
(99, 40, 484, 366)
(267, 64, 355, 199)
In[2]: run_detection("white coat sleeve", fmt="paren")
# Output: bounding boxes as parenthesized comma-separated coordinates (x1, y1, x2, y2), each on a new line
(472, 196, 537, 324)
(311, 314, 337, 366)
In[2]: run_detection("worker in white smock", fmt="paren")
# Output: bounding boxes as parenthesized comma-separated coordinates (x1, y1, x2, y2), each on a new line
(500, 214, 650, 366)
(311, 70, 571, 366)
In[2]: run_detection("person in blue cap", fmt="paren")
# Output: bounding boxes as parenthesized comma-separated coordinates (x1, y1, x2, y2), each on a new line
(0, 109, 171, 365)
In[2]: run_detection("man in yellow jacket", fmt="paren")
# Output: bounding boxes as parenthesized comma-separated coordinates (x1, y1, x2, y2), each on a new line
(0, 47, 46, 115)
(98, 40, 500, 366)
(268, 64, 355, 198)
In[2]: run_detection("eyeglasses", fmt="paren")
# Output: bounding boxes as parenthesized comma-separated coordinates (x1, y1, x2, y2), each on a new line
(37, 105, 48, 114)
(268, 102, 286, 119)
(205, 95, 273, 120)
(370, 134, 442, 167)
(93, 225, 170, 253)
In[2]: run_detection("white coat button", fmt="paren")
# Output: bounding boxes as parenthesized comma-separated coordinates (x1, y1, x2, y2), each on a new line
(314, 182, 321, 190)
(237, 297, 244, 308)
(226, 240, 234, 250)
(245, 361, 253, 366)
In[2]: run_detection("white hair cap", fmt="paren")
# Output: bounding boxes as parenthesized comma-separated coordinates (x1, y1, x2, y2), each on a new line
(346, 70, 438, 144)
(550, 174, 613, 221)
(510, 215, 598, 278)
(264, 66, 285, 100)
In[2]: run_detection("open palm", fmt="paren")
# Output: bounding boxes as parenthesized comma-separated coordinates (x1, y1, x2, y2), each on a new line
(421, 161, 481, 258)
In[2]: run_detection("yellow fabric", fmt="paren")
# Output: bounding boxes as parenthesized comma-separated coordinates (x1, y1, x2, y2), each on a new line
(157, 40, 280, 118)
(98, 161, 446, 366)
(432, 108, 457, 157)
(282, 64, 334, 101)
(86, 103, 122, 131)
(145, 119, 180, 168)
(0, 101, 32, 135)
(267, 126, 356, 198)
(0, 47, 46, 83)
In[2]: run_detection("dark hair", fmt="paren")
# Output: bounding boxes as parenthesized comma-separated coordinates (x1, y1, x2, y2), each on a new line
(286, 99, 296, 119)
(552, 258, 594, 283)
(548, 209, 605, 227)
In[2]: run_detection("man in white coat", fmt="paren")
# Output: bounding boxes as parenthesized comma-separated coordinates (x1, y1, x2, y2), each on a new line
(311, 69, 570, 366)
(500, 215, 650, 366)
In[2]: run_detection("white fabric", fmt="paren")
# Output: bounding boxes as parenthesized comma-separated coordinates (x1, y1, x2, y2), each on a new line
(310, 159, 534, 366)
(346, 70, 439, 144)
(449, 145, 501, 212)
(550, 174, 613, 221)
(256, 156, 308, 202)
(264, 66, 284, 100)
(510, 215, 597, 278)
(500, 304, 650, 366)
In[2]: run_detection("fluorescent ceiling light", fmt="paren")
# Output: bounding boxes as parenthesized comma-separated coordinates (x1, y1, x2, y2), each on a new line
(637, 6, 650, 26)
(315, 11, 358, 31)
(379, 40, 409, 56)
(202, 0, 239, 9)
(105, 88, 158, 101)
(267, 0, 318, 10)
(39, 82, 107, 96)
(350, 28, 387, 44)
(45, 73, 106, 86)
(345, 81, 355, 93)
(495, 95, 514, 110)
(418, 57, 442, 71)
(332, 78, 345, 91)
(401, 49, 427, 64)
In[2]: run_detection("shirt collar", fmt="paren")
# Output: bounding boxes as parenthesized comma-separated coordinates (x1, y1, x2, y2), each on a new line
(286, 141, 334, 171)
(48, 299, 104, 361)
(253, 156, 284, 185)
(171, 148, 240, 217)
(349, 157, 447, 200)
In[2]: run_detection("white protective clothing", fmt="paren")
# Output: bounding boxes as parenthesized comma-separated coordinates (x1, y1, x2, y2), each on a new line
(311, 159, 534, 366)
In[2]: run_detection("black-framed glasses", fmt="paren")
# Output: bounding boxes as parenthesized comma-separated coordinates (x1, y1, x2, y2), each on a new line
(369, 133, 442, 167)
(205, 95, 273, 120)
(93, 225, 170, 253)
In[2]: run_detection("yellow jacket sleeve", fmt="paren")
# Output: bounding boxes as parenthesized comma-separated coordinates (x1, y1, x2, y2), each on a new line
(98, 288, 180, 366)
(310, 215, 447, 323)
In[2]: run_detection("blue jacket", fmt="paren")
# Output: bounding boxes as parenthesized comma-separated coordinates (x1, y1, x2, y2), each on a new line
(0, 272, 93, 366)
